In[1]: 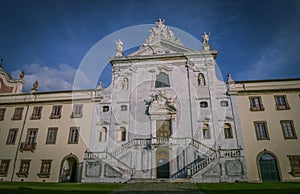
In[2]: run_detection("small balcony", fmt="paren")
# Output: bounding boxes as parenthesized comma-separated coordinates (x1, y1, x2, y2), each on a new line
(49, 113, 61, 119)
(250, 104, 264, 111)
(30, 114, 41, 120)
(20, 142, 36, 152)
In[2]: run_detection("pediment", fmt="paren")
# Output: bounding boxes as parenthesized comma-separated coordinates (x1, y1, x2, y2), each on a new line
(128, 40, 195, 57)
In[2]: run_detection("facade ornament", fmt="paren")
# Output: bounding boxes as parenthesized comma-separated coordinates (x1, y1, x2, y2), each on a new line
(201, 32, 211, 50)
(122, 77, 128, 90)
(19, 71, 25, 79)
(227, 73, 235, 91)
(144, 18, 182, 45)
(31, 80, 39, 93)
(112, 66, 121, 75)
(115, 39, 123, 57)
(96, 82, 103, 90)
(146, 90, 177, 114)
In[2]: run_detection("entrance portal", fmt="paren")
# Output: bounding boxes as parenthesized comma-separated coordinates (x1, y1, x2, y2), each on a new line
(156, 147, 170, 178)
(259, 153, 280, 182)
(60, 155, 79, 182)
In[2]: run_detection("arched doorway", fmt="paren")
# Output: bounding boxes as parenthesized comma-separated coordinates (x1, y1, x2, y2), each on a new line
(60, 154, 79, 182)
(258, 153, 280, 182)
(156, 147, 170, 178)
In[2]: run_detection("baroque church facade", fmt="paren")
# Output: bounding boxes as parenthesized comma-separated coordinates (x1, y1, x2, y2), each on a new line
(83, 19, 245, 183)
(0, 19, 299, 183)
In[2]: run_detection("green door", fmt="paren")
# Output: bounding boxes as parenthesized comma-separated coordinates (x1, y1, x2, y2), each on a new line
(259, 153, 280, 182)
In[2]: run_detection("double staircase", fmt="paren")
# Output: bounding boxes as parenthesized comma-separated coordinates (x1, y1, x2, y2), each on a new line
(84, 137, 242, 180)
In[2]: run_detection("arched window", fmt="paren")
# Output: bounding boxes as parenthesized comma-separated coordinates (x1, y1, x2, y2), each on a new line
(155, 72, 170, 88)
(117, 127, 126, 142)
(202, 124, 211, 139)
(224, 123, 233, 139)
(198, 73, 206, 86)
(99, 127, 107, 142)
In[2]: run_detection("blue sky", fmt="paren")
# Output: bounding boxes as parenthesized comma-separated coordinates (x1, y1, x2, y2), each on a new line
(0, 0, 299, 91)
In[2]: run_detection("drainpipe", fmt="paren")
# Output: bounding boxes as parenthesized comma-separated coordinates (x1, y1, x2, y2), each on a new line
(11, 102, 29, 182)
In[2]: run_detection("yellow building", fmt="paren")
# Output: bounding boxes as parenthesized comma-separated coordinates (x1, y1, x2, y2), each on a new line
(228, 78, 300, 182)
(0, 66, 96, 182)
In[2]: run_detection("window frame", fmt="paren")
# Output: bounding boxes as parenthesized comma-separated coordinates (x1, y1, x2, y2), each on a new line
(71, 104, 83, 118)
(224, 123, 233, 139)
(38, 160, 52, 178)
(21, 128, 38, 152)
(200, 101, 208, 108)
(274, 95, 290, 110)
(99, 127, 107, 142)
(254, 121, 269, 140)
(117, 126, 126, 142)
(0, 159, 10, 176)
(0, 108, 6, 121)
(12, 107, 24, 120)
(50, 105, 62, 119)
(68, 127, 79, 144)
(6, 128, 18, 145)
(121, 105, 128, 111)
(249, 96, 264, 111)
(155, 72, 170, 88)
(31, 106, 42, 120)
(46, 127, 58, 144)
(280, 120, 297, 139)
(102, 106, 109, 112)
(17, 160, 31, 177)
(288, 155, 300, 177)
(202, 124, 211, 139)
(220, 100, 229, 107)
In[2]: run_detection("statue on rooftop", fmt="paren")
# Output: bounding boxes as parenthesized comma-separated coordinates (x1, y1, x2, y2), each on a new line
(202, 32, 210, 45)
(115, 39, 123, 57)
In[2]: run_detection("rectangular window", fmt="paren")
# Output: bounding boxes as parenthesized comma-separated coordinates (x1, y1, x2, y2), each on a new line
(254, 121, 269, 140)
(31, 106, 42, 119)
(275, 95, 290, 110)
(121, 105, 127, 111)
(50, 105, 62, 119)
(288, 155, 300, 177)
(102, 106, 109, 112)
(249, 97, 264, 111)
(21, 128, 38, 152)
(6, 128, 18, 145)
(39, 160, 52, 178)
(12, 107, 24, 120)
(69, 127, 79, 144)
(46, 128, 58, 144)
(17, 160, 30, 177)
(0, 159, 10, 176)
(0, 108, 6, 121)
(71, 104, 83, 118)
(281, 120, 297, 139)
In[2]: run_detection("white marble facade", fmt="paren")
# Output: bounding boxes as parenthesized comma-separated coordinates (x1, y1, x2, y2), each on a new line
(82, 19, 246, 183)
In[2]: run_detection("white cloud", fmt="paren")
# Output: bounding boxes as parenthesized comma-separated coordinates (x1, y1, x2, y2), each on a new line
(11, 63, 93, 92)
